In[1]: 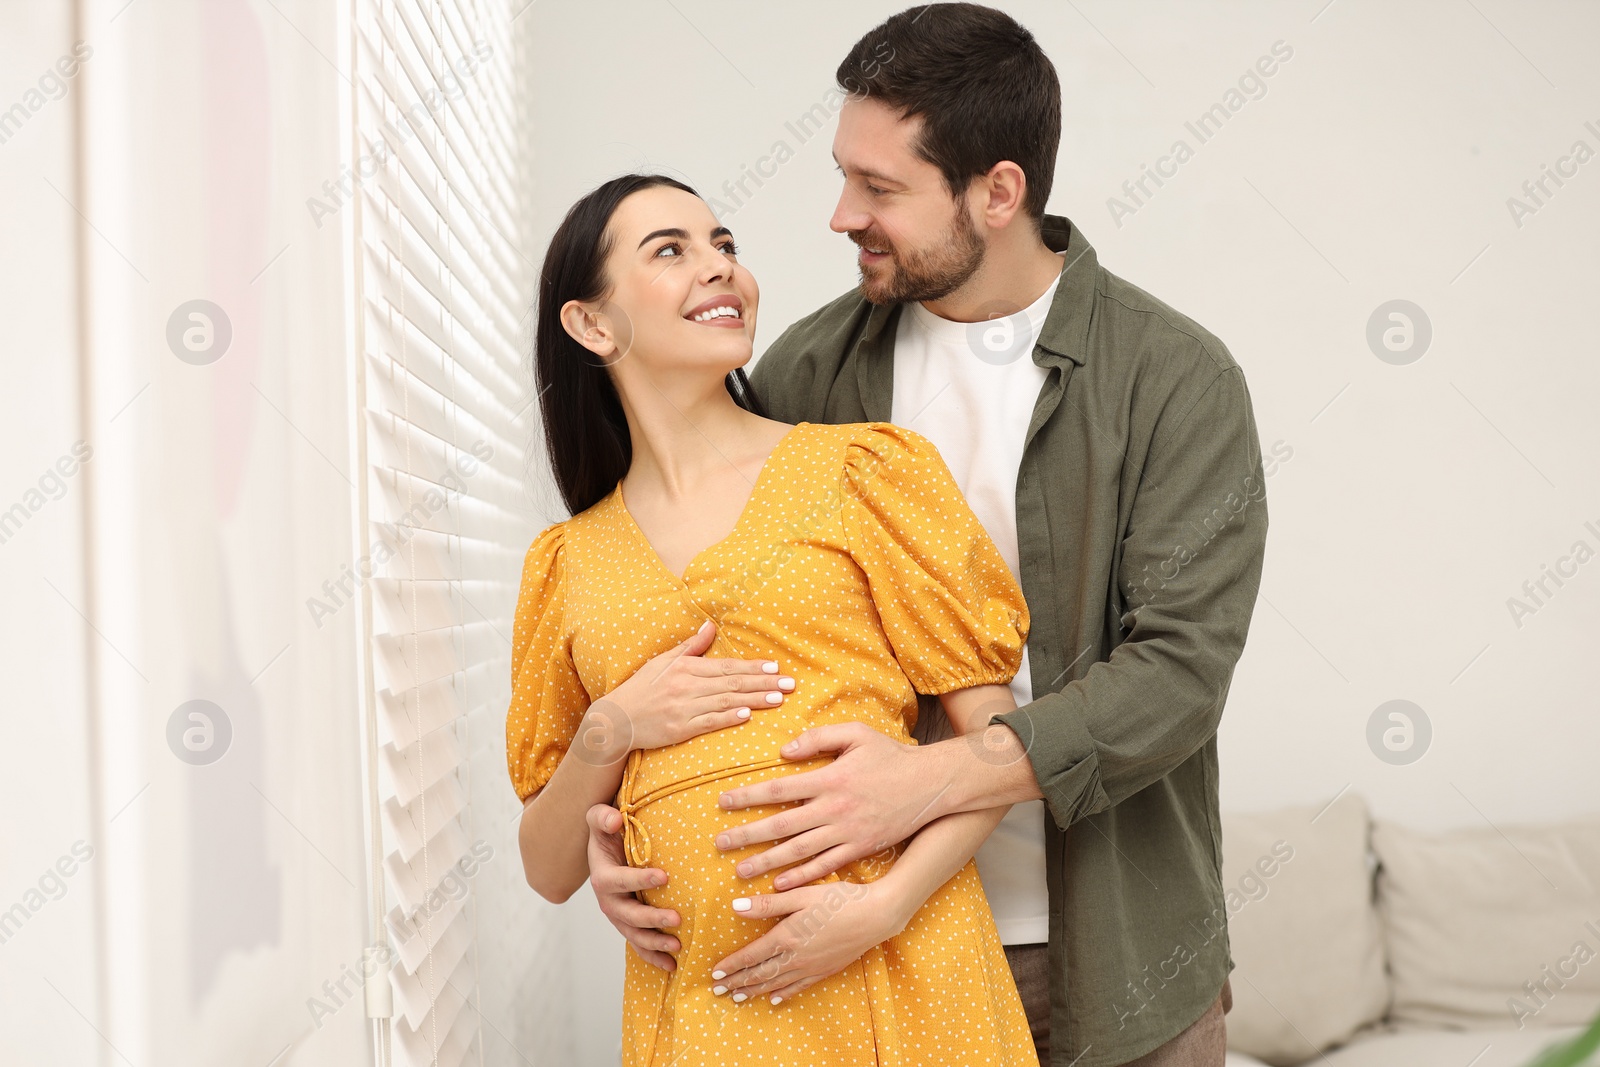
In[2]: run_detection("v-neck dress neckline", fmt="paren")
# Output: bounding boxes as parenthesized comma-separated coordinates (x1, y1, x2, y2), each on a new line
(610, 421, 810, 589)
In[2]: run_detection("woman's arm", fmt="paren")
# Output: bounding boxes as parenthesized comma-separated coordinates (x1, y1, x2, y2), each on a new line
(519, 704, 632, 903)
(870, 682, 1018, 935)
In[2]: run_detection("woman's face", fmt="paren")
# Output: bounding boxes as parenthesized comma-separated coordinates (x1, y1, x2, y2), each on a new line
(563, 185, 759, 381)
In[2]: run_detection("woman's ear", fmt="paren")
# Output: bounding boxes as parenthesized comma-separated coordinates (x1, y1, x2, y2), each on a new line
(560, 298, 616, 361)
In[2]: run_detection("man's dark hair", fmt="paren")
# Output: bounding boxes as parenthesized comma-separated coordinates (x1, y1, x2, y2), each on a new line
(836, 3, 1061, 228)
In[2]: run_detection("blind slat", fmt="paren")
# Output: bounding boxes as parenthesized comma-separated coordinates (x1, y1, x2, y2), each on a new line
(356, 1, 533, 1062)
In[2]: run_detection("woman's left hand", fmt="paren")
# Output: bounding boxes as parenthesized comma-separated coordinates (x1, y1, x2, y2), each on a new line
(708, 875, 910, 1004)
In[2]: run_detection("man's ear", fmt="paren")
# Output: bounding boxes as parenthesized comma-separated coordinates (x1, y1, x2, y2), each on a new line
(560, 298, 630, 363)
(978, 160, 1029, 230)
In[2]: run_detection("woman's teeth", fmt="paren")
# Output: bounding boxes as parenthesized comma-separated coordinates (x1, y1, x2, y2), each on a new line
(691, 306, 741, 322)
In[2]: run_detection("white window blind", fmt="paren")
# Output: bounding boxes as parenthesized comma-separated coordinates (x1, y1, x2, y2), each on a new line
(350, 1, 535, 1065)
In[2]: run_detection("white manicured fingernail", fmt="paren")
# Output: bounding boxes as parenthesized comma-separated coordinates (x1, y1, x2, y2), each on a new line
(735, 707, 750, 719)
(713, 985, 728, 995)
(778, 676, 795, 690)
(762, 661, 779, 673)
(712, 970, 726, 980)
(766, 692, 783, 704)
(732, 992, 747, 1003)
(771, 995, 783, 1005)
(732, 897, 751, 912)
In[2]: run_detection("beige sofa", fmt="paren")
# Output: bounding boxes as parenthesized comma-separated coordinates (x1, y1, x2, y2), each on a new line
(1218, 795, 1600, 1066)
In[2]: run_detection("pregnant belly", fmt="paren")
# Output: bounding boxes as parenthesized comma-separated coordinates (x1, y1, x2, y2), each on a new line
(625, 757, 903, 970)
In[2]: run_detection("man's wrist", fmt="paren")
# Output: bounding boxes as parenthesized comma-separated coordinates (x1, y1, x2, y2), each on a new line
(917, 735, 973, 823)
(920, 722, 1039, 818)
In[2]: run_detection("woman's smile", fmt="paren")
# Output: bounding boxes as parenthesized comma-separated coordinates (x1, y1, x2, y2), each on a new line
(684, 294, 746, 329)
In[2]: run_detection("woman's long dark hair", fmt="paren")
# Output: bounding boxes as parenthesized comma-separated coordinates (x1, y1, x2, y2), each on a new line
(534, 173, 767, 517)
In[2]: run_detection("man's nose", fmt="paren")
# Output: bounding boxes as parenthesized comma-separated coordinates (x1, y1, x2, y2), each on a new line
(830, 189, 869, 235)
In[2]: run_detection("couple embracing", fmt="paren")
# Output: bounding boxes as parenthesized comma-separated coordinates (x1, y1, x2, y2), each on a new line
(508, 4, 1267, 1065)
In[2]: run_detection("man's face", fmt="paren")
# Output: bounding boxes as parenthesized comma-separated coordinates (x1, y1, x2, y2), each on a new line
(830, 96, 986, 305)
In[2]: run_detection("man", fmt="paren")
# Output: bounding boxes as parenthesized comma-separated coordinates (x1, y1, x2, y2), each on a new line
(585, 5, 1267, 1064)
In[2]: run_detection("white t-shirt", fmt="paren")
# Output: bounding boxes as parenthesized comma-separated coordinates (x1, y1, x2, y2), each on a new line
(889, 253, 1063, 945)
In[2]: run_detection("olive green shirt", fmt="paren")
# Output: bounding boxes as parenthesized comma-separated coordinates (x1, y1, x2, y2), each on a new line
(748, 213, 1268, 1066)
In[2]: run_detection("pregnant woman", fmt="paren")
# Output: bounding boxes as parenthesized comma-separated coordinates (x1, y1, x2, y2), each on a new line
(509, 173, 1038, 1067)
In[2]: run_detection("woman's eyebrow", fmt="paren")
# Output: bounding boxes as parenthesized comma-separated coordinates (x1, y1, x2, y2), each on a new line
(637, 227, 688, 249)
(635, 226, 734, 250)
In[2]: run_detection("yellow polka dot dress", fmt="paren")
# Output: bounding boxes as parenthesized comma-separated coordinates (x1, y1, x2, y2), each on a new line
(507, 422, 1038, 1067)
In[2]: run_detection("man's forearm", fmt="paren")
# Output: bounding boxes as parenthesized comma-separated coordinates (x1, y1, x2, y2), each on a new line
(918, 722, 1044, 825)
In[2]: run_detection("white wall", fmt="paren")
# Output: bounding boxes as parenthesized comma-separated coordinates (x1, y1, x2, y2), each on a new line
(525, 0, 1600, 840)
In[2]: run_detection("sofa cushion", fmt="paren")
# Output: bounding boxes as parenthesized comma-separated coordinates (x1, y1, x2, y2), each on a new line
(1222, 794, 1390, 1066)
(1224, 1054, 1270, 1067)
(1316, 1024, 1586, 1066)
(1373, 816, 1600, 1030)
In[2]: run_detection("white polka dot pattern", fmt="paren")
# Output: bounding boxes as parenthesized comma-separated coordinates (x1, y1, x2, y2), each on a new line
(505, 421, 1039, 1066)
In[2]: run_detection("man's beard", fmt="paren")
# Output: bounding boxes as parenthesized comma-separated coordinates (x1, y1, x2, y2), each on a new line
(854, 203, 985, 305)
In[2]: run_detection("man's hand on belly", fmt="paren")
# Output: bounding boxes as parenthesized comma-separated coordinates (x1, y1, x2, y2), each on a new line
(585, 803, 682, 970)
(712, 722, 946, 887)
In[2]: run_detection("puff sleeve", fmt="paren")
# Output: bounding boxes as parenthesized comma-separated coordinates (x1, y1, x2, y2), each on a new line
(505, 521, 591, 803)
(841, 423, 1030, 695)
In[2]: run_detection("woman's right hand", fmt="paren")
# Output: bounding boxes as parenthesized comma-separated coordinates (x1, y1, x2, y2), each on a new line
(594, 619, 796, 755)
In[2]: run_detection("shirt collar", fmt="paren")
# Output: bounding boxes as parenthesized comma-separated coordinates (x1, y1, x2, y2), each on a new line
(1036, 213, 1097, 368)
